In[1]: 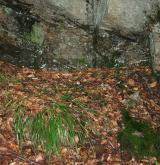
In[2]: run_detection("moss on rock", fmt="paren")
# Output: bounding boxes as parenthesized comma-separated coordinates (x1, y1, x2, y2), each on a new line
(30, 23, 44, 45)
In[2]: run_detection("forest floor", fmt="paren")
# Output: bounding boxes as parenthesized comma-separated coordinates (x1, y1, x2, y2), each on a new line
(0, 60, 160, 165)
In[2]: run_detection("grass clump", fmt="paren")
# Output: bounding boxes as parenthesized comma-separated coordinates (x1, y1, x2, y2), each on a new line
(13, 99, 96, 156)
(118, 109, 160, 159)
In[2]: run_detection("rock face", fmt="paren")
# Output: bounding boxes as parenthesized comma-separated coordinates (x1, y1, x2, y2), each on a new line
(0, 2, 93, 69)
(150, 23, 160, 72)
(101, 0, 158, 38)
(0, 0, 160, 70)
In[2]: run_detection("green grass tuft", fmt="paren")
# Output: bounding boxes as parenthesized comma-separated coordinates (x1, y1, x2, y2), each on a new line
(13, 100, 96, 156)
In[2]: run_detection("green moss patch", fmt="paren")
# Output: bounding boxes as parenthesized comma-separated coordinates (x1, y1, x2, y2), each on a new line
(22, 22, 45, 46)
(118, 109, 160, 159)
(30, 23, 44, 45)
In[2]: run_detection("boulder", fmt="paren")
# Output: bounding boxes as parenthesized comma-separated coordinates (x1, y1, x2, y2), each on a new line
(101, 0, 158, 39)
(0, 0, 93, 26)
(150, 23, 160, 72)
(0, 4, 93, 69)
(0, 0, 160, 69)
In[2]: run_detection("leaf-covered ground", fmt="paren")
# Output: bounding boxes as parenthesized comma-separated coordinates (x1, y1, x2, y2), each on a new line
(0, 60, 160, 165)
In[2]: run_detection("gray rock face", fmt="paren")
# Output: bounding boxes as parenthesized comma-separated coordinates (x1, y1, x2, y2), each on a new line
(101, 0, 158, 38)
(0, 0, 160, 70)
(0, 4, 93, 69)
(48, 0, 88, 24)
(150, 23, 160, 72)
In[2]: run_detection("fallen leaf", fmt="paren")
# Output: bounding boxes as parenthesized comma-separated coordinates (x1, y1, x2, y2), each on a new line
(9, 162, 16, 165)
(133, 87, 139, 91)
(61, 73, 73, 78)
(101, 139, 107, 145)
(87, 159, 97, 165)
(74, 135, 79, 144)
(61, 148, 68, 154)
(150, 81, 157, 88)
(0, 147, 8, 152)
(35, 153, 44, 162)
(127, 79, 135, 86)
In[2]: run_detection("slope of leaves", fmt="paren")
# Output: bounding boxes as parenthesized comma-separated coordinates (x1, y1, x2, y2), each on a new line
(0, 60, 160, 164)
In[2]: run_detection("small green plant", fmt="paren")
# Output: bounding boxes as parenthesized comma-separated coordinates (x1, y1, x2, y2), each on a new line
(118, 109, 160, 159)
(0, 73, 18, 88)
(0, 73, 9, 87)
(62, 93, 97, 114)
(14, 99, 96, 156)
(151, 71, 160, 81)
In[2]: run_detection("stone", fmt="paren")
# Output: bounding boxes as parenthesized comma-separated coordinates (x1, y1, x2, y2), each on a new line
(124, 43, 149, 65)
(101, 0, 158, 39)
(0, 0, 92, 26)
(0, 0, 160, 70)
(0, 5, 93, 69)
(93, 30, 149, 67)
(47, 0, 88, 25)
(150, 23, 160, 72)
(43, 24, 93, 69)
